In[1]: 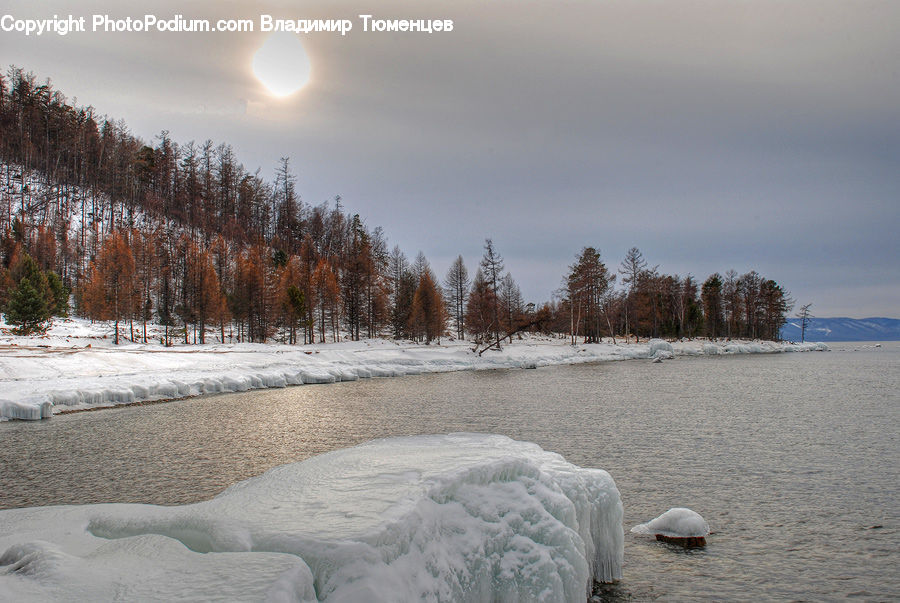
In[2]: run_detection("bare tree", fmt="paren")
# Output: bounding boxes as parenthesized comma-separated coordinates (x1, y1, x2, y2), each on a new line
(797, 303, 813, 343)
(444, 255, 469, 340)
(479, 238, 504, 346)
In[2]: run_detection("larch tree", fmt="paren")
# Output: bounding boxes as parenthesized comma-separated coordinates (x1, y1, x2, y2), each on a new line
(194, 249, 228, 344)
(465, 268, 497, 344)
(444, 255, 470, 340)
(343, 215, 371, 341)
(389, 246, 415, 339)
(81, 232, 136, 345)
(274, 157, 302, 254)
(409, 268, 446, 344)
(498, 272, 524, 341)
(209, 235, 233, 342)
(155, 235, 178, 347)
(364, 226, 390, 339)
(311, 258, 340, 342)
(796, 303, 813, 343)
(130, 228, 157, 343)
(738, 271, 763, 339)
(479, 239, 504, 344)
(723, 269, 741, 338)
(231, 244, 273, 343)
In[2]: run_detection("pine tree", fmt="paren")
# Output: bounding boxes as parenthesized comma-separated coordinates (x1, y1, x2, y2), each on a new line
(701, 273, 723, 338)
(566, 247, 610, 343)
(45, 270, 69, 317)
(5, 253, 51, 334)
(759, 279, 791, 341)
(285, 285, 306, 344)
(278, 256, 306, 344)
(618, 247, 647, 341)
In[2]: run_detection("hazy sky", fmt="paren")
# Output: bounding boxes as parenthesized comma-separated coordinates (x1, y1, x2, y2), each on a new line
(2, 0, 898, 317)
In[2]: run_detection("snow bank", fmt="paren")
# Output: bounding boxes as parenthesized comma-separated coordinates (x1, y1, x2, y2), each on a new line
(0, 433, 623, 601)
(0, 320, 831, 420)
(631, 507, 710, 538)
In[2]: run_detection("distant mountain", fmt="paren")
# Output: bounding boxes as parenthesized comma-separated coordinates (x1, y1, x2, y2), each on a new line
(781, 317, 900, 341)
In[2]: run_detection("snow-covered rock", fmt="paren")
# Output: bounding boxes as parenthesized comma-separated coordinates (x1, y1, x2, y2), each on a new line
(631, 507, 709, 546)
(648, 339, 674, 359)
(0, 433, 623, 601)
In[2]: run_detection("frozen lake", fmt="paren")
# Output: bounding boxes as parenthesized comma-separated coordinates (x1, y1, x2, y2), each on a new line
(2, 341, 898, 599)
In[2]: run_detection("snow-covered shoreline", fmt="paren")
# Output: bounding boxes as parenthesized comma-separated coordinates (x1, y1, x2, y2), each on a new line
(0, 318, 828, 421)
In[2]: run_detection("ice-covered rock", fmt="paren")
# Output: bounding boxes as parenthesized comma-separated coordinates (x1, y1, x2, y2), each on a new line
(0, 434, 624, 601)
(631, 507, 709, 547)
(648, 339, 674, 359)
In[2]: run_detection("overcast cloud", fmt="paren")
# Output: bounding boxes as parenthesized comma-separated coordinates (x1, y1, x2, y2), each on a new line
(2, 0, 897, 316)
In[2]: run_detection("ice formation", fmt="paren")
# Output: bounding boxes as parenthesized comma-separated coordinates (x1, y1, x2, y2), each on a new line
(648, 339, 674, 359)
(0, 433, 623, 601)
(630, 507, 710, 538)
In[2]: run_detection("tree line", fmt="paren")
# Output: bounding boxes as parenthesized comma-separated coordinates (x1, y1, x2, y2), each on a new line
(0, 67, 793, 344)
(554, 246, 791, 344)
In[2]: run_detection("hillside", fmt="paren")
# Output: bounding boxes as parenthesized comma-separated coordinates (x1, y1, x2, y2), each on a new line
(0, 67, 796, 346)
(781, 317, 900, 342)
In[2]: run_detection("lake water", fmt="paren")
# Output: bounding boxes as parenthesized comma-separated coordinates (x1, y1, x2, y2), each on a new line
(1, 342, 898, 600)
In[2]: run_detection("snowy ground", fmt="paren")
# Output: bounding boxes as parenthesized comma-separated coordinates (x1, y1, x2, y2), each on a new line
(0, 317, 828, 421)
(0, 433, 623, 601)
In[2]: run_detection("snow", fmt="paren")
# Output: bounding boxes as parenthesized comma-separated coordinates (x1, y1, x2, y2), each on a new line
(0, 317, 830, 420)
(702, 343, 720, 355)
(630, 507, 710, 538)
(0, 433, 623, 601)
(648, 338, 674, 359)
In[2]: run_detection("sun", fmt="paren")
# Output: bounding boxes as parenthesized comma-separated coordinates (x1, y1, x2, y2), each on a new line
(252, 32, 311, 97)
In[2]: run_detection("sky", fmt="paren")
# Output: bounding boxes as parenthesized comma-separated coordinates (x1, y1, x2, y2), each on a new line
(2, 0, 898, 317)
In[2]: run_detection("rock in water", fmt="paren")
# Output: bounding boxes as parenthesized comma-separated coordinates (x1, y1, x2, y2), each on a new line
(631, 507, 709, 547)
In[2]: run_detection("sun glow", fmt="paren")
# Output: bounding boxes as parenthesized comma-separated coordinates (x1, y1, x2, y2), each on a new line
(252, 32, 311, 97)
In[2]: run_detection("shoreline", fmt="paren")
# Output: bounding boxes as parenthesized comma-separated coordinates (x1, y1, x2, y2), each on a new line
(0, 324, 829, 421)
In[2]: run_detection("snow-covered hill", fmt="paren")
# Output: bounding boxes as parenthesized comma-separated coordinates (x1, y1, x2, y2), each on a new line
(781, 317, 900, 341)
